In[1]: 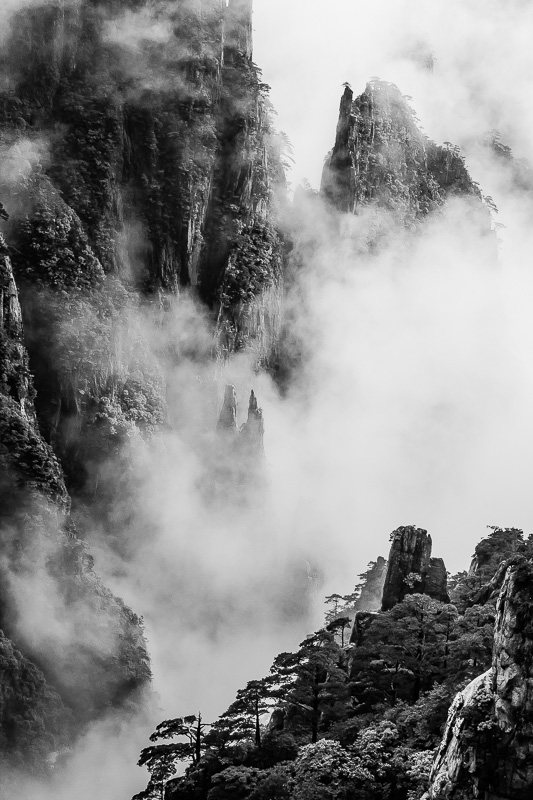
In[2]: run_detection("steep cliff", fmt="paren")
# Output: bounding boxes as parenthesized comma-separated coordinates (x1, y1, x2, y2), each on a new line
(0, 0, 285, 498)
(321, 80, 483, 223)
(0, 234, 67, 507)
(382, 526, 449, 611)
(0, 0, 287, 771)
(1, 0, 283, 301)
(425, 557, 533, 800)
(0, 225, 149, 770)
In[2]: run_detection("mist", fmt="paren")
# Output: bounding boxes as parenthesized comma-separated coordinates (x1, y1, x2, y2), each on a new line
(254, 0, 533, 186)
(2, 0, 533, 798)
(79, 170, 533, 795)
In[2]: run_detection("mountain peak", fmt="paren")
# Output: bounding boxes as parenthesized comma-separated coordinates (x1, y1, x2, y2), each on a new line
(321, 79, 481, 220)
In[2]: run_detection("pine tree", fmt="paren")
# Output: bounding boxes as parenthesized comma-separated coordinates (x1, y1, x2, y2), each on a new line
(270, 630, 350, 743)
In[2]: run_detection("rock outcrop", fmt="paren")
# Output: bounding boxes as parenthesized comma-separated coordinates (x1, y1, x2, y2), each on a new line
(349, 610, 379, 646)
(321, 80, 484, 223)
(381, 526, 449, 611)
(217, 385, 239, 433)
(425, 557, 533, 799)
(217, 385, 264, 455)
(239, 389, 264, 454)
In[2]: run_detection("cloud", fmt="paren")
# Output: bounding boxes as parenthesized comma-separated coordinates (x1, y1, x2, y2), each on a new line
(3, 708, 158, 800)
(0, 139, 50, 185)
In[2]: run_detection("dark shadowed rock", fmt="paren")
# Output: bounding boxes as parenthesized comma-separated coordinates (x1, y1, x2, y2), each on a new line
(349, 611, 379, 646)
(425, 558, 450, 604)
(382, 526, 449, 611)
(425, 557, 533, 799)
(0, 235, 68, 507)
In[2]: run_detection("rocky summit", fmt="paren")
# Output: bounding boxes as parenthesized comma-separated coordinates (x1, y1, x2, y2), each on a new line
(382, 526, 450, 611)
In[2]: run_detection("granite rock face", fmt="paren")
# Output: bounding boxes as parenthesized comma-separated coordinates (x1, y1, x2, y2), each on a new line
(0, 0, 285, 501)
(0, 242, 150, 769)
(0, 234, 68, 507)
(425, 557, 533, 800)
(381, 526, 450, 611)
(321, 80, 484, 223)
(1, 0, 284, 363)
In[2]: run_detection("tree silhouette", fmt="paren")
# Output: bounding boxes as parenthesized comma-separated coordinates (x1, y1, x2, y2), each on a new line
(134, 713, 211, 800)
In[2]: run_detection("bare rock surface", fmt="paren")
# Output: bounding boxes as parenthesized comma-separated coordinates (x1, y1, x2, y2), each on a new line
(425, 557, 533, 800)
(382, 526, 450, 611)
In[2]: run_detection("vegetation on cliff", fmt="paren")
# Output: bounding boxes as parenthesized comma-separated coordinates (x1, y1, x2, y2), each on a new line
(321, 81, 486, 224)
(134, 527, 533, 800)
(0, 0, 286, 502)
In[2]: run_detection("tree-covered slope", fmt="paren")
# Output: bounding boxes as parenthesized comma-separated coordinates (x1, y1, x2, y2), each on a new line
(134, 527, 533, 800)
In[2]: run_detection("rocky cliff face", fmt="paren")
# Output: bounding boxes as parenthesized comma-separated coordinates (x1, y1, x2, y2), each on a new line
(356, 556, 388, 612)
(426, 557, 533, 800)
(321, 80, 483, 223)
(0, 234, 67, 507)
(382, 526, 449, 611)
(1, 0, 284, 338)
(215, 384, 264, 494)
(0, 1, 285, 769)
(0, 222, 149, 771)
(0, 0, 285, 497)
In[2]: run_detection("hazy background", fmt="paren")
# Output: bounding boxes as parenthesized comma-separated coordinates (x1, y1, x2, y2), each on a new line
(251, 0, 533, 574)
